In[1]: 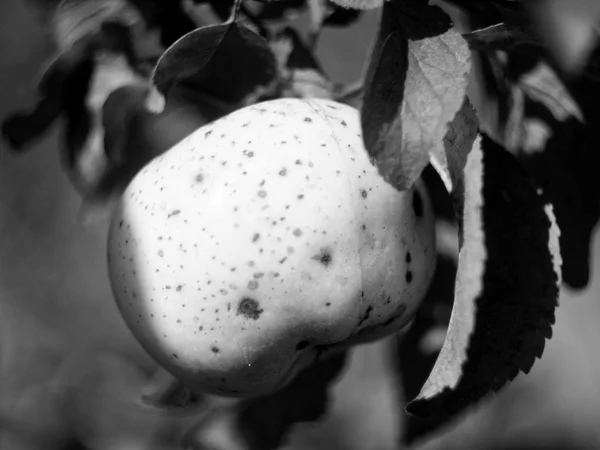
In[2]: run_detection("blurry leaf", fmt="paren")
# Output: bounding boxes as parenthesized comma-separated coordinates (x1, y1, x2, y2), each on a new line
(323, 3, 362, 27)
(270, 26, 324, 72)
(406, 134, 561, 420)
(306, 0, 328, 49)
(78, 82, 216, 220)
(181, 352, 348, 450)
(361, 0, 470, 191)
(269, 26, 335, 99)
(525, 0, 600, 75)
(328, 0, 383, 10)
(1, 40, 93, 153)
(394, 164, 458, 445)
(149, 17, 278, 109)
(448, 0, 599, 290)
(255, 0, 306, 21)
(0, 21, 140, 194)
(127, 0, 198, 47)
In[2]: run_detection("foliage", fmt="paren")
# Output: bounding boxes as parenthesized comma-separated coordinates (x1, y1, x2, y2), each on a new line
(2, 0, 600, 448)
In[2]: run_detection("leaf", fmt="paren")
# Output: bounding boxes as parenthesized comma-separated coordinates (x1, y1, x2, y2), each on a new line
(327, 0, 383, 10)
(360, 0, 470, 191)
(406, 133, 562, 420)
(181, 352, 348, 450)
(1, 40, 93, 153)
(323, 2, 362, 27)
(444, 0, 600, 289)
(148, 18, 278, 111)
(268, 26, 335, 99)
(255, 0, 306, 21)
(394, 164, 458, 445)
(78, 83, 214, 217)
(525, 0, 600, 74)
(127, 0, 198, 47)
(0, 20, 140, 190)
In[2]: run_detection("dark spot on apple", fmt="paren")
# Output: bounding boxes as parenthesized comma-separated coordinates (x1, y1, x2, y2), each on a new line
(406, 252, 412, 263)
(211, 346, 220, 354)
(304, 117, 312, 123)
(205, 130, 213, 137)
(361, 189, 367, 199)
(413, 190, 423, 218)
(252, 233, 260, 242)
(297, 194, 304, 200)
(279, 168, 287, 176)
(168, 209, 181, 218)
(296, 340, 310, 351)
(406, 270, 413, 283)
(176, 285, 182, 292)
(247, 151, 254, 157)
(325, 302, 331, 307)
(237, 297, 263, 320)
(258, 190, 267, 198)
(293, 228, 302, 237)
(195, 173, 204, 183)
(312, 247, 332, 267)
(172, 353, 179, 359)
(358, 305, 373, 327)
(248, 280, 259, 290)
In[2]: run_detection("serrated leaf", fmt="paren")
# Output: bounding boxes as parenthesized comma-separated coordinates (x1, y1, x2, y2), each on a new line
(181, 352, 348, 450)
(149, 19, 278, 110)
(406, 133, 561, 420)
(361, 0, 470, 191)
(445, 0, 600, 289)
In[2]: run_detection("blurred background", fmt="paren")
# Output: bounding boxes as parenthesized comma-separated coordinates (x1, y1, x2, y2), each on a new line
(1, 1, 600, 449)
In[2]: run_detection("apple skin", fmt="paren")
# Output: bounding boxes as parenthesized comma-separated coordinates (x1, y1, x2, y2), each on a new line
(107, 98, 436, 397)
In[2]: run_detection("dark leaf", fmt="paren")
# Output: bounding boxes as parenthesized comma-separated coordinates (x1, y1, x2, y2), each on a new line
(446, 0, 599, 289)
(1, 39, 94, 153)
(255, 0, 306, 21)
(323, 2, 362, 27)
(406, 133, 561, 420)
(360, 0, 469, 191)
(149, 19, 278, 110)
(181, 352, 348, 450)
(127, 0, 198, 47)
(79, 83, 215, 215)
